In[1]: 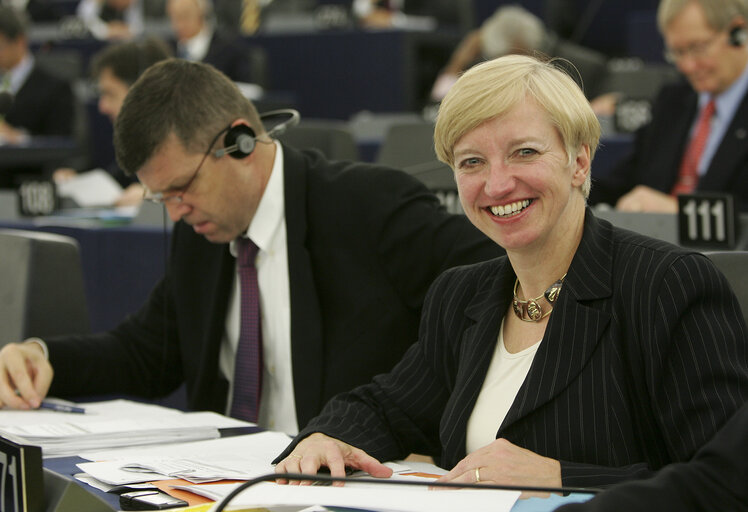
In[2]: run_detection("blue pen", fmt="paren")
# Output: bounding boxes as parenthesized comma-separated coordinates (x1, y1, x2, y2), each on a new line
(38, 401, 86, 414)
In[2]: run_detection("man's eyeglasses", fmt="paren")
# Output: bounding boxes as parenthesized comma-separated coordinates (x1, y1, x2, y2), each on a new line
(664, 32, 722, 63)
(142, 126, 231, 204)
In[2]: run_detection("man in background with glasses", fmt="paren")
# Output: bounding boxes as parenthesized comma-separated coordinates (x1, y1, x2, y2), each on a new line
(0, 59, 502, 436)
(589, 0, 748, 213)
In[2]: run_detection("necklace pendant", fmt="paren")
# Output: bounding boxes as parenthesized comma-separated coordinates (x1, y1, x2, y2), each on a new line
(545, 281, 562, 304)
(512, 298, 522, 318)
(526, 300, 542, 321)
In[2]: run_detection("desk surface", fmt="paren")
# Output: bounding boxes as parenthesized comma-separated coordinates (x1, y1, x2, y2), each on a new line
(43, 455, 594, 512)
(0, 136, 78, 168)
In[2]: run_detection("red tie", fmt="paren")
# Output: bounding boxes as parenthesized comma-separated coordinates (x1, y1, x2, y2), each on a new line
(230, 238, 262, 422)
(671, 99, 716, 196)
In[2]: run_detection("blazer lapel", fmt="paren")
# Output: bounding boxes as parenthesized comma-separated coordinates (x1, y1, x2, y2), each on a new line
(283, 147, 325, 427)
(500, 211, 613, 434)
(184, 231, 236, 411)
(441, 258, 515, 463)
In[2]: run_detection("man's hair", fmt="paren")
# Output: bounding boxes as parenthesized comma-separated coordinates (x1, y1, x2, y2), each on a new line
(480, 5, 546, 60)
(114, 59, 265, 175)
(0, 5, 28, 40)
(90, 37, 172, 86)
(433, 54, 600, 198)
(657, 0, 748, 33)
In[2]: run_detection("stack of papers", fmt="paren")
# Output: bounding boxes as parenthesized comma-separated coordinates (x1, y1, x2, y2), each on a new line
(0, 399, 249, 457)
(74, 431, 293, 488)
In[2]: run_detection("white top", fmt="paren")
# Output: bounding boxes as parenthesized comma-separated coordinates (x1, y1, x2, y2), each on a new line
(220, 141, 297, 434)
(465, 318, 541, 453)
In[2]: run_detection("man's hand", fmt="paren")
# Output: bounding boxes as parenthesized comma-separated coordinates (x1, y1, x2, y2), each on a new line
(275, 432, 393, 486)
(616, 185, 678, 213)
(0, 340, 53, 409)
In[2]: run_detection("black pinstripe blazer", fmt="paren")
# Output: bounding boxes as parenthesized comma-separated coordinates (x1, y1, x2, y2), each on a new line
(279, 210, 748, 488)
(555, 402, 748, 512)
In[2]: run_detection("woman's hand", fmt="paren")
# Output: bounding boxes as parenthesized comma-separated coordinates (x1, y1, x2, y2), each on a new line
(275, 432, 393, 486)
(436, 438, 561, 497)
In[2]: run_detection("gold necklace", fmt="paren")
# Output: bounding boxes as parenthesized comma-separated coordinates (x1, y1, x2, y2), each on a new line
(512, 273, 567, 322)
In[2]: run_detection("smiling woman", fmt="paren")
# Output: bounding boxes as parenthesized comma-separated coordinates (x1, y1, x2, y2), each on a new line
(274, 54, 748, 495)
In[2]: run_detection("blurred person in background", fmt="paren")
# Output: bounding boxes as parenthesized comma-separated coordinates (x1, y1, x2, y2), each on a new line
(429, 5, 607, 104)
(589, 0, 748, 213)
(76, 0, 144, 40)
(53, 37, 171, 206)
(166, 0, 254, 83)
(0, 5, 74, 186)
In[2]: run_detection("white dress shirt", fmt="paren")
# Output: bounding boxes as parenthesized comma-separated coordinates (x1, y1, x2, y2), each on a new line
(2, 53, 33, 96)
(220, 141, 297, 434)
(176, 25, 213, 62)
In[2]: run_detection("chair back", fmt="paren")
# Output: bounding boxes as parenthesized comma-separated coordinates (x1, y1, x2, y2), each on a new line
(277, 120, 360, 161)
(705, 251, 748, 322)
(0, 229, 90, 346)
(376, 121, 437, 169)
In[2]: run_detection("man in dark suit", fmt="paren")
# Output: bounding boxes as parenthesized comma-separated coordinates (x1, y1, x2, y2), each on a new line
(166, 0, 254, 84)
(555, 402, 748, 512)
(0, 5, 75, 186)
(0, 6, 74, 140)
(590, 0, 748, 212)
(0, 59, 501, 435)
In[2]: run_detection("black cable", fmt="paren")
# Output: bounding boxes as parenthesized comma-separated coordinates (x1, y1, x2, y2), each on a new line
(213, 472, 601, 512)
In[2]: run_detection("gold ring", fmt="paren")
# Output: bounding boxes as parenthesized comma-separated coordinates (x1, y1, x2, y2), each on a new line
(474, 467, 481, 483)
(290, 454, 303, 459)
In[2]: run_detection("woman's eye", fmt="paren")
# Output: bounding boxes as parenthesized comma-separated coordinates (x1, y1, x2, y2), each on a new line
(457, 157, 481, 169)
(517, 148, 538, 157)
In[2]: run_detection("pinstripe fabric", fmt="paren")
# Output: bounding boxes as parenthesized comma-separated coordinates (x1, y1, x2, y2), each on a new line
(278, 210, 748, 488)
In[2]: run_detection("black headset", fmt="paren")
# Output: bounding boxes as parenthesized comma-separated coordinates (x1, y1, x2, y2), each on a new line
(729, 24, 748, 47)
(214, 108, 301, 159)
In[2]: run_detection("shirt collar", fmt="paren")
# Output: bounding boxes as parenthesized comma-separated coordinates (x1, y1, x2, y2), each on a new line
(179, 25, 213, 62)
(4, 53, 34, 95)
(700, 59, 748, 120)
(230, 139, 285, 255)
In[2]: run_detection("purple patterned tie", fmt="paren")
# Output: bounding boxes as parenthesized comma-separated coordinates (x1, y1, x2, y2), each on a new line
(230, 238, 262, 422)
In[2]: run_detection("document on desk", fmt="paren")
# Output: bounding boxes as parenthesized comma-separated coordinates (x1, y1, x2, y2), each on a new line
(0, 399, 249, 457)
(174, 477, 520, 512)
(56, 168, 124, 207)
(75, 432, 289, 485)
(73, 431, 293, 491)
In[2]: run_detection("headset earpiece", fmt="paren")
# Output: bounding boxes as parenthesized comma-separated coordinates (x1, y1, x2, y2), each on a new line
(729, 25, 747, 47)
(215, 124, 256, 159)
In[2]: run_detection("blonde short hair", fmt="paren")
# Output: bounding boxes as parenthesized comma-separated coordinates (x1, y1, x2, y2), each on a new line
(434, 54, 600, 198)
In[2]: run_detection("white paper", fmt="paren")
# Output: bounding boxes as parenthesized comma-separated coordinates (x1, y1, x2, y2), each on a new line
(78, 429, 289, 463)
(175, 480, 520, 512)
(56, 168, 124, 207)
